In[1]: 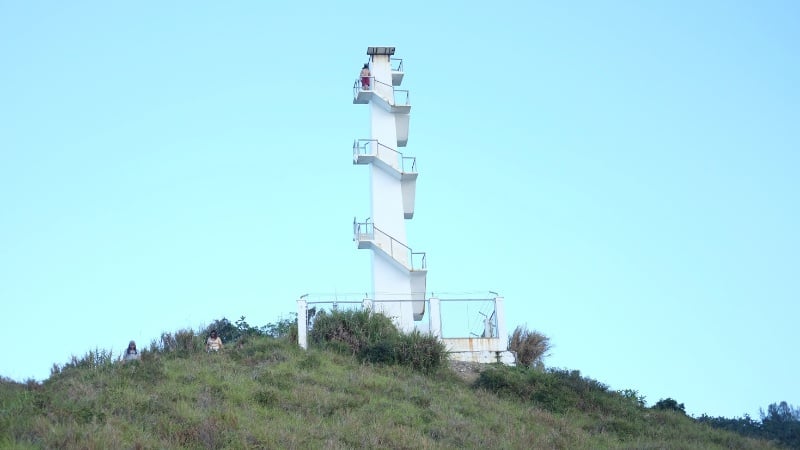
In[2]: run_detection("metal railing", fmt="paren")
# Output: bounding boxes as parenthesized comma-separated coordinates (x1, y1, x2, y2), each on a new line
(353, 217, 426, 271)
(353, 77, 410, 106)
(297, 295, 503, 343)
(297, 296, 432, 346)
(391, 58, 403, 73)
(435, 297, 500, 339)
(352, 139, 417, 173)
(354, 76, 374, 94)
(393, 88, 410, 106)
(474, 310, 498, 339)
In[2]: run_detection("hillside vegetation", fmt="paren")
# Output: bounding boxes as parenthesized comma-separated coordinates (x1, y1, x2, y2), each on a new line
(0, 313, 789, 449)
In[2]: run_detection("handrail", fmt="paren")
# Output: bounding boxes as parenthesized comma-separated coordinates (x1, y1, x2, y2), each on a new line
(353, 77, 410, 107)
(353, 77, 370, 94)
(393, 89, 410, 106)
(352, 139, 417, 173)
(353, 217, 427, 270)
(447, 299, 500, 339)
(353, 77, 381, 92)
(373, 78, 393, 89)
(404, 156, 417, 173)
(352, 216, 370, 240)
(391, 58, 403, 73)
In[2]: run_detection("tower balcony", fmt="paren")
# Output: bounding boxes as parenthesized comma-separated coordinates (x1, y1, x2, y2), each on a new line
(353, 218, 426, 272)
(353, 139, 418, 219)
(352, 139, 416, 173)
(353, 78, 411, 115)
(353, 217, 427, 320)
(391, 58, 404, 86)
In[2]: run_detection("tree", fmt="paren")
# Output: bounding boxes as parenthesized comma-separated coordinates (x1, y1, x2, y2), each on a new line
(696, 401, 799, 449)
(761, 401, 800, 423)
(696, 413, 761, 438)
(760, 401, 800, 449)
(508, 325, 552, 368)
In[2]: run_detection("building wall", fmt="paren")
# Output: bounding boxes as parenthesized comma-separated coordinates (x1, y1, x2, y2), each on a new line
(368, 54, 415, 331)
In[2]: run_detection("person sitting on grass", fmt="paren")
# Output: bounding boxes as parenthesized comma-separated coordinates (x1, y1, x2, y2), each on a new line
(121, 340, 140, 363)
(206, 330, 223, 352)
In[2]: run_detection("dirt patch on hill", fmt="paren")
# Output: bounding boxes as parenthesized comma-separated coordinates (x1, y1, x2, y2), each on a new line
(448, 360, 489, 384)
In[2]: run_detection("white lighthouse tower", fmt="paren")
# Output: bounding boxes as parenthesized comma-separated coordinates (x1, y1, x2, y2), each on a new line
(352, 47, 425, 332)
(296, 48, 514, 364)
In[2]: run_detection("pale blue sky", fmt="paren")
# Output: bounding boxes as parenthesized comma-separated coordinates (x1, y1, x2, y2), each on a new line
(1, 1, 798, 419)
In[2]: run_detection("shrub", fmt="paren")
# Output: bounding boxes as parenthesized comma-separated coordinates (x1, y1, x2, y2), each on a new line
(156, 329, 201, 356)
(309, 309, 398, 356)
(696, 413, 761, 437)
(264, 314, 298, 340)
(653, 398, 686, 414)
(309, 309, 446, 373)
(202, 318, 240, 344)
(118, 352, 166, 381)
(50, 348, 116, 377)
(508, 325, 551, 368)
(393, 331, 447, 374)
(474, 366, 536, 400)
(699, 401, 800, 449)
(254, 388, 278, 407)
(200, 315, 298, 347)
(760, 401, 800, 449)
(617, 388, 647, 408)
(474, 365, 643, 417)
(361, 338, 398, 364)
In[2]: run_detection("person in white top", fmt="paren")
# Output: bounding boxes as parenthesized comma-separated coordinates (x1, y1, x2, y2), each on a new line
(121, 340, 140, 362)
(206, 330, 223, 352)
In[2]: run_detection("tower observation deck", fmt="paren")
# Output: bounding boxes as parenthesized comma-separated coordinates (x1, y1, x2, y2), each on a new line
(352, 46, 425, 332)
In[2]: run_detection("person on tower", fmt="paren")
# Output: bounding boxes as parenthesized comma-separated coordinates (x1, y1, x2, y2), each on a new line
(360, 63, 371, 90)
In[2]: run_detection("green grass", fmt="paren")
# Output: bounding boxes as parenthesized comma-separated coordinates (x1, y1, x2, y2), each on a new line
(0, 336, 783, 449)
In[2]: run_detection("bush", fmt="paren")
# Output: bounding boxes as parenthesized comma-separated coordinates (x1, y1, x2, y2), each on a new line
(474, 365, 643, 418)
(760, 401, 800, 449)
(308, 309, 446, 373)
(696, 413, 761, 437)
(393, 331, 447, 374)
(50, 348, 116, 377)
(264, 314, 298, 340)
(361, 338, 398, 364)
(155, 329, 201, 356)
(118, 353, 166, 381)
(474, 365, 536, 400)
(653, 398, 686, 414)
(202, 318, 240, 344)
(309, 309, 398, 356)
(698, 402, 800, 450)
(508, 325, 551, 368)
(197, 315, 296, 349)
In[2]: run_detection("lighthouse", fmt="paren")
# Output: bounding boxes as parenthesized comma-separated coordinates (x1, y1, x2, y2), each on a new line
(296, 48, 513, 364)
(352, 47, 426, 333)
(297, 47, 515, 364)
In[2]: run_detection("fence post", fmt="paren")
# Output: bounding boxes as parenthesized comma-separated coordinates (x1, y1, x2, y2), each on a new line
(429, 297, 441, 339)
(494, 296, 508, 349)
(297, 297, 308, 350)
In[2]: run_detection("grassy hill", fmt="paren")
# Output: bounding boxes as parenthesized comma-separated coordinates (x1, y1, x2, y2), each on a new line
(0, 328, 784, 450)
